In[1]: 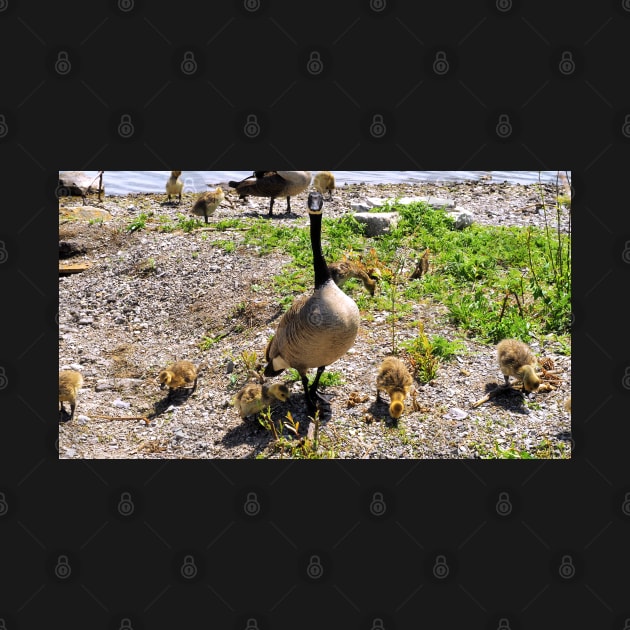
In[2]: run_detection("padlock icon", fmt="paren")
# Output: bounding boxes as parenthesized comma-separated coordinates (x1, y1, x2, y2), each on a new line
(0, 366, 8, 390)
(497, 618, 511, 630)
(55, 51, 71, 76)
(184, 177, 195, 194)
(245, 619, 259, 630)
(622, 114, 630, 139)
(624, 618, 630, 630)
(495, 0, 512, 12)
(243, 114, 260, 138)
(243, 0, 260, 11)
(118, 0, 135, 12)
(0, 492, 7, 516)
(432, 554, 449, 579)
(433, 51, 449, 75)
(119, 618, 133, 630)
(622, 367, 630, 390)
(118, 114, 134, 138)
(306, 554, 323, 579)
(621, 492, 630, 516)
(0, 0, 7, 12)
(55, 554, 72, 579)
(0, 114, 8, 138)
(118, 491, 135, 516)
(371, 618, 385, 630)
(369, 0, 386, 12)
(369, 491, 386, 516)
(243, 491, 261, 516)
(181, 51, 197, 75)
(0, 619, 6, 630)
(558, 51, 575, 75)
(624, 0, 630, 11)
(181, 554, 197, 579)
(370, 114, 386, 138)
(307, 51, 323, 75)
(622, 241, 630, 265)
(558, 554, 575, 579)
(0, 240, 7, 264)
(495, 114, 512, 138)
(495, 491, 512, 516)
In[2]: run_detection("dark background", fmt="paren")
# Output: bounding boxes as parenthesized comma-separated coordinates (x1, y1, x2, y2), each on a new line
(1, 0, 628, 627)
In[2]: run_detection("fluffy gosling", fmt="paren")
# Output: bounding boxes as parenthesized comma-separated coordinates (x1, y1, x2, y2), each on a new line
(158, 361, 199, 396)
(166, 170, 183, 203)
(191, 187, 225, 223)
(376, 356, 413, 419)
(329, 260, 378, 296)
(496, 339, 541, 393)
(59, 369, 83, 420)
(234, 382, 290, 419)
(313, 170, 335, 200)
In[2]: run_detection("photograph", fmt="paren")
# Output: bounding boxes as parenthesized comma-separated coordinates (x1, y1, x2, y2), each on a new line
(58, 170, 572, 459)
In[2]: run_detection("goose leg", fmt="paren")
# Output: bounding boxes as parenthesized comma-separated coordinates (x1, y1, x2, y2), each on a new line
(308, 366, 331, 405)
(268, 198, 275, 216)
(285, 196, 291, 213)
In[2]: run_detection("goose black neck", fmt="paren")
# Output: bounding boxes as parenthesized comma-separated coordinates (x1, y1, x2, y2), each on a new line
(309, 211, 331, 288)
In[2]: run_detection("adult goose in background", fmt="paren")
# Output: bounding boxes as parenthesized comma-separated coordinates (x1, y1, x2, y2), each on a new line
(264, 191, 360, 413)
(228, 171, 312, 216)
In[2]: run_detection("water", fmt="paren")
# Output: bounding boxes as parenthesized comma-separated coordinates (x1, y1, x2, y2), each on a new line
(75, 170, 567, 196)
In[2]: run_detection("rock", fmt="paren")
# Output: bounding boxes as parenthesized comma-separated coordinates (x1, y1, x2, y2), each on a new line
(352, 212, 399, 237)
(58, 171, 104, 196)
(59, 205, 112, 222)
(446, 207, 474, 229)
(59, 241, 87, 258)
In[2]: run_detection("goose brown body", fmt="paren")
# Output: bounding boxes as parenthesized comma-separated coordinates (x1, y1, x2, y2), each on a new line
(59, 370, 83, 420)
(376, 356, 413, 419)
(234, 382, 290, 419)
(496, 339, 540, 393)
(166, 170, 183, 203)
(158, 360, 199, 394)
(228, 171, 311, 216)
(264, 191, 359, 412)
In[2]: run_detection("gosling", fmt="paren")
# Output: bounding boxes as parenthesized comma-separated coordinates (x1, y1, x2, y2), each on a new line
(313, 170, 335, 200)
(329, 260, 378, 296)
(376, 356, 413, 419)
(158, 361, 199, 397)
(233, 382, 291, 419)
(59, 370, 83, 420)
(191, 187, 225, 223)
(166, 170, 183, 203)
(496, 339, 541, 393)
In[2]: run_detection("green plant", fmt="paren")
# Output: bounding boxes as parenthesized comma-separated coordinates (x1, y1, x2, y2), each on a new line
(126, 212, 149, 233)
(176, 213, 203, 233)
(401, 322, 440, 383)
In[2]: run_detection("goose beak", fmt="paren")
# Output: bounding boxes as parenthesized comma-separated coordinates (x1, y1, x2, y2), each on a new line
(308, 191, 324, 212)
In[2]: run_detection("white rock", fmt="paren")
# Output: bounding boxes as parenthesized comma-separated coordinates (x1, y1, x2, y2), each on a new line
(113, 399, 131, 409)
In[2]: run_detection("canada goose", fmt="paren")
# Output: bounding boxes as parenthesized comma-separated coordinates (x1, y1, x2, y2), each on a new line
(158, 360, 199, 396)
(234, 382, 290, 419)
(191, 187, 225, 223)
(264, 191, 360, 413)
(376, 356, 413, 419)
(166, 170, 183, 203)
(313, 170, 335, 200)
(329, 260, 378, 296)
(59, 370, 83, 420)
(228, 171, 311, 216)
(496, 339, 540, 393)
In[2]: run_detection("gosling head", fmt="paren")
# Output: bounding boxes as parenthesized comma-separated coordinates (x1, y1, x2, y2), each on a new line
(269, 383, 290, 402)
(157, 370, 172, 390)
(520, 365, 541, 393)
(171, 170, 182, 178)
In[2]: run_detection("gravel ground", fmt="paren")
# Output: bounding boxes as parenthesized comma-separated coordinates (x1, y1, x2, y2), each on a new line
(58, 177, 572, 459)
